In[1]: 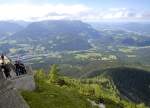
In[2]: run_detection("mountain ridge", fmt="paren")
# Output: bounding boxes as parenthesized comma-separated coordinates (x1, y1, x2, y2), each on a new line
(83, 67, 150, 106)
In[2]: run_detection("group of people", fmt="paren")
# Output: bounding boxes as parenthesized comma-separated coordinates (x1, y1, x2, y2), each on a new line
(0, 54, 27, 79)
(14, 60, 27, 76)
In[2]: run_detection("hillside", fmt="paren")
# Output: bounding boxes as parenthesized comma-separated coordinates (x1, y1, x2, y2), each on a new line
(9, 20, 101, 51)
(90, 22, 150, 35)
(22, 84, 94, 108)
(84, 67, 150, 106)
(0, 21, 23, 38)
(12, 20, 100, 40)
(0, 20, 150, 107)
(21, 69, 96, 108)
(0, 20, 150, 66)
(21, 66, 149, 108)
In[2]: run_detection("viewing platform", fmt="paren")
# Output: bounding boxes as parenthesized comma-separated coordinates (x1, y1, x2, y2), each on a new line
(0, 56, 35, 108)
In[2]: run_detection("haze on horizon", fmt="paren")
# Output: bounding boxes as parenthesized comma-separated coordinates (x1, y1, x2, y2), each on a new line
(0, 0, 150, 22)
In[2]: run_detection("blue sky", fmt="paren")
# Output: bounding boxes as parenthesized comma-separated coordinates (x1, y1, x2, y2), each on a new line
(0, 0, 149, 21)
(0, 0, 149, 9)
(54, 0, 150, 10)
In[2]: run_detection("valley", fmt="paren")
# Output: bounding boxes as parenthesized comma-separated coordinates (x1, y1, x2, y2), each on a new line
(0, 20, 150, 107)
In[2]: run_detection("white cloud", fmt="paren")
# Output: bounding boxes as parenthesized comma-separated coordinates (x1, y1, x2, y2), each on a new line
(0, 4, 90, 21)
(0, 4, 149, 21)
(79, 8, 150, 21)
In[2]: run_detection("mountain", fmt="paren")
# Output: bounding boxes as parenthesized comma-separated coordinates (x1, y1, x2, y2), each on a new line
(90, 22, 150, 46)
(117, 23, 150, 35)
(0, 21, 23, 39)
(11, 20, 101, 41)
(9, 20, 31, 27)
(84, 67, 150, 106)
(90, 22, 150, 35)
(0, 20, 150, 107)
(3, 20, 150, 53)
(10, 20, 101, 51)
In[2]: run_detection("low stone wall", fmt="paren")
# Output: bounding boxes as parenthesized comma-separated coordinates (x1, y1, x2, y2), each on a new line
(11, 75, 35, 91)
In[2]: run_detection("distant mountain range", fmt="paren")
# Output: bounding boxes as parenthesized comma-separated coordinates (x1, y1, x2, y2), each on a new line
(0, 21, 23, 39)
(8, 20, 102, 51)
(0, 20, 150, 106)
(90, 22, 150, 35)
(0, 20, 149, 52)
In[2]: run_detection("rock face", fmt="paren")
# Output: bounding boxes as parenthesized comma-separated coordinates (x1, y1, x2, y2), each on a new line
(0, 70, 30, 108)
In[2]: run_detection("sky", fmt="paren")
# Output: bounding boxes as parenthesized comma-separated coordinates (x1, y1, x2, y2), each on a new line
(0, 0, 150, 22)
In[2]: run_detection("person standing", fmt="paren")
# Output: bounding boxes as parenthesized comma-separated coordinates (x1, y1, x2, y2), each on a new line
(1, 54, 4, 64)
(0, 54, 11, 79)
(14, 61, 20, 76)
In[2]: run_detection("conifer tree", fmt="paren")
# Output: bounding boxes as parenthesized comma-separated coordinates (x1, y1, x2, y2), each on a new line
(48, 64, 59, 83)
(34, 69, 46, 89)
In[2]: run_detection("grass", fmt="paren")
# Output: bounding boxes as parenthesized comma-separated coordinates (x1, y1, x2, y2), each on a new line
(21, 82, 96, 108)
(21, 69, 149, 108)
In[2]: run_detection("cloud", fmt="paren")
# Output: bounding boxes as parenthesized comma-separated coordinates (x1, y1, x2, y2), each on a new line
(141, 12, 150, 19)
(0, 4, 90, 21)
(79, 8, 150, 21)
(0, 3, 149, 21)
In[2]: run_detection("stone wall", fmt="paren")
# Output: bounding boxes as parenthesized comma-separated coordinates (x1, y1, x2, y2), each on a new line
(0, 86, 30, 108)
(0, 76, 30, 108)
(11, 75, 35, 91)
(0, 67, 35, 108)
